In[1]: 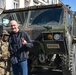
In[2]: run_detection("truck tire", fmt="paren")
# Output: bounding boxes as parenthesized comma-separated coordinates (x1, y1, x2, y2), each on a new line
(69, 44, 76, 75)
(62, 44, 76, 75)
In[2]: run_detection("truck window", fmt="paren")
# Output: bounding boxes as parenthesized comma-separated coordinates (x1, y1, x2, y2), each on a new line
(0, 11, 28, 27)
(67, 12, 72, 34)
(29, 8, 63, 26)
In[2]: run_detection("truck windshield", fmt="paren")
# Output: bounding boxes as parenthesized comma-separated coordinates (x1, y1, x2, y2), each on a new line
(0, 7, 63, 27)
(29, 8, 63, 26)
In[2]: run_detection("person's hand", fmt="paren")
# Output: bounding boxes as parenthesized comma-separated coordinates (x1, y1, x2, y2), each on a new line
(21, 37, 27, 45)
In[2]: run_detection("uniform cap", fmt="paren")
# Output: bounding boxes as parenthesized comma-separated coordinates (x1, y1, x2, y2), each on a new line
(2, 30, 9, 35)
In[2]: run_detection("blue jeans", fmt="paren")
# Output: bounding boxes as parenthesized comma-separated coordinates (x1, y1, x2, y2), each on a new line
(12, 60, 28, 75)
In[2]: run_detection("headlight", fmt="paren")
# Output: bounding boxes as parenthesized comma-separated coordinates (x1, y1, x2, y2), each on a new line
(54, 34, 60, 40)
(47, 34, 52, 39)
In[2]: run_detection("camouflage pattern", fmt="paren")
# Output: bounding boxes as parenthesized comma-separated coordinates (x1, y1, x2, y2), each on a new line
(0, 30, 10, 75)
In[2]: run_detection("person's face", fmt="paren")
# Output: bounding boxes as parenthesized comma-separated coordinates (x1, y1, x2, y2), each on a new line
(2, 35, 9, 42)
(10, 20, 19, 33)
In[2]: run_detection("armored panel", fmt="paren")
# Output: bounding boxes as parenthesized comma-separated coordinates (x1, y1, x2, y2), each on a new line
(25, 27, 46, 40)
(73, 25, 76, 37)
(32, 27, 46, 40)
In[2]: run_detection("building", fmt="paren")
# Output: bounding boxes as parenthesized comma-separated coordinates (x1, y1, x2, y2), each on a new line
(0, 0, 60, 10)
(30, 0, 60, 6)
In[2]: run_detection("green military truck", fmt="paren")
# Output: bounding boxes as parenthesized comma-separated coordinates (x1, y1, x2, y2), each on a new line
(0, 3, 76, 75)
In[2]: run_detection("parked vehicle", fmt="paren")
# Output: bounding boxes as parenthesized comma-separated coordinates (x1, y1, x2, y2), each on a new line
(0, 3, 76, 75)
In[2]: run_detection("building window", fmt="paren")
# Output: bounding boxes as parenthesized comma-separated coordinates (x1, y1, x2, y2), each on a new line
(25, 0, 29, 7)
(47, 0, 49, 3)
(14, 0, 18, 9)
(0, 0, 4, 8)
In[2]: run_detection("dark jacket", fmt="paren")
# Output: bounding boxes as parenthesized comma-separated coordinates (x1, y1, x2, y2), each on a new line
(8, 30, 33, 64)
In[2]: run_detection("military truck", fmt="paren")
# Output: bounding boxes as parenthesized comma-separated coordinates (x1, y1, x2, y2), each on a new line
(0, 3, 76, 75)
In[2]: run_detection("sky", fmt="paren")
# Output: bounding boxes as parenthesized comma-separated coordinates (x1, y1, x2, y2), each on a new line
(62, 0, 76, 11)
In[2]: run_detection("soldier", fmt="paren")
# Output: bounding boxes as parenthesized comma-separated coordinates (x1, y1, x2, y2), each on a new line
(0, 30, 10, 75)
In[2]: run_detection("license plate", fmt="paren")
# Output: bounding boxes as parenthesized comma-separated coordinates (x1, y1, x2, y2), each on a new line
(46, 44, 60, 48)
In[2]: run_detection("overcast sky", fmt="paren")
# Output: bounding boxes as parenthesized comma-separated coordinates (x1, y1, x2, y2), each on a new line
(62, 0, 76, 11)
